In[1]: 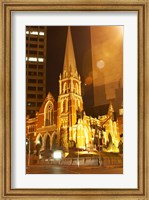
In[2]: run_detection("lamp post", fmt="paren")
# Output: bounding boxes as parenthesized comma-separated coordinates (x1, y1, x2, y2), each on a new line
(26, 139, 30, 166)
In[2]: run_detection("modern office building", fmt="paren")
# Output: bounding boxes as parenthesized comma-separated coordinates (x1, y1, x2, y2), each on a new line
(26, 26, 47, 117)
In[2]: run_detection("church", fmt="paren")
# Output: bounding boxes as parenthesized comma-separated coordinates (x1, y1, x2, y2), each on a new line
(26, 27, 123, 155)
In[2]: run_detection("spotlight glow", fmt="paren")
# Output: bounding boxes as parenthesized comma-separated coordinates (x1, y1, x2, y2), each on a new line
(97, 60, 105, 69)
(53, 151, 62, 159)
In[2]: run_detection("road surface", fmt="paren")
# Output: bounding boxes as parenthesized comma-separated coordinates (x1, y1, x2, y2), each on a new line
(26, 165, 123, 174)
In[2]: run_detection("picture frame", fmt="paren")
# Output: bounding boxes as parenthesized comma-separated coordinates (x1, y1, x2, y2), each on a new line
(0, 0, 148, 199)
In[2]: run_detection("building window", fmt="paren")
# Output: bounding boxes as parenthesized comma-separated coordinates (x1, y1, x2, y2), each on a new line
(28, 71, 37, 76)
(38, 72, 43, 76)
(38, 79, 43, 83)
(38, 87, 43, 91)
(28, 79, 36, 83)
(38, 65, 43, 70)
(28, 57, 37, 62)
(27, 94, 36, 98)
(63, 100, 68, 113)
(38, 58, 44, 62)
(28, 86, 36, 91)
(28, 64, 37, 69)
(44, 101, 54, 126)
(39, 51, 44, 55)
(37, 94, 43, 99)
(39, 38, 44, 42)
(39, 45, 44, 48)
(30, 44, 38, 48)
(30, 31, 38, 35)
(75, 83, 79, 94)
(30, 37, 38, 41)
(39, 32, 44, 36)
(63, 82, 67, 94)
(29, 50, 37, 55)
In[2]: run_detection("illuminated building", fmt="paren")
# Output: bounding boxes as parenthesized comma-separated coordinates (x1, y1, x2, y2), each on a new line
(26, 26, 47, 117)
(26, 27, 123, 154)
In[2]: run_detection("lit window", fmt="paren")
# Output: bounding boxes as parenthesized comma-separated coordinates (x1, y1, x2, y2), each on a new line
(26, 31, 29, 34)
(29, 57, 37, 62)
(38, 58, 44, 62)
(26, 57, 28, 61)
(30, 31, 38, 35)
(39, 32, 44, 36)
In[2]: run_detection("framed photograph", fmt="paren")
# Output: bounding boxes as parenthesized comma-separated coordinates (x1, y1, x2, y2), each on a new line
(0, 0, 148, 199)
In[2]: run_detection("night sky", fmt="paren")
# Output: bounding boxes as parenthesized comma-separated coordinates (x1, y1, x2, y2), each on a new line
(46, 26, 94, 109)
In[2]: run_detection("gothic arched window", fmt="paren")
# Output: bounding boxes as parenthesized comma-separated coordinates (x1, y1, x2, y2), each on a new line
(75, 83, 79, 94)
(63, 82, 67, 94)
(63, 99, 68, 113)
(44, 101, 54, 126)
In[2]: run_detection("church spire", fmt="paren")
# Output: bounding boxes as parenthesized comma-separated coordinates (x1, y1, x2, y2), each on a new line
(63, 26, 77, 77)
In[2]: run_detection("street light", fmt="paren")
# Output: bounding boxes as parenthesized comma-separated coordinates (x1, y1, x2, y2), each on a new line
(53, 150, 62, 165)
(53, 150, 62, 160)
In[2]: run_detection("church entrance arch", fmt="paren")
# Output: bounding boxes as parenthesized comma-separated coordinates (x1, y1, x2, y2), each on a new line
(43, 132, 51, 150)
(51, 132, 57, 150)
(45, 135, 50, 149)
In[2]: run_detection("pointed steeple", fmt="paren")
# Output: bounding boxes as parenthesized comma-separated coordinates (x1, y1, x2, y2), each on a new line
(63, 27, 77, 77)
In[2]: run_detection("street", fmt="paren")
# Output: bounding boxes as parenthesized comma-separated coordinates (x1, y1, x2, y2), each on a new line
(26, 164, 123, 174)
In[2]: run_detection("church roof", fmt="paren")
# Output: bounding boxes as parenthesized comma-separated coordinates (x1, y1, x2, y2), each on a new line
(38, 92, 55, 113)
(46, 92, 55, 101)
(63, 26, 77, 76)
